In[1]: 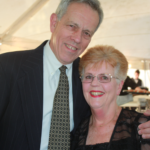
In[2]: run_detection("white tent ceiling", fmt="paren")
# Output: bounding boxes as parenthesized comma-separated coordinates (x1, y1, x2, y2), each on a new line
(0, 0, 150, 64)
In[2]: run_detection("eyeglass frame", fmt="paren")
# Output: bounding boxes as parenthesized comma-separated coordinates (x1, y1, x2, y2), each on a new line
(80, 73, 119, 83)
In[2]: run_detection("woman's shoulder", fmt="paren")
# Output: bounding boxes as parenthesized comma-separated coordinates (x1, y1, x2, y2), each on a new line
(120, 109, 150, 124)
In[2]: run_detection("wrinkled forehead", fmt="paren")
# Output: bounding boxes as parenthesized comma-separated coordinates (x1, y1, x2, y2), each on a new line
(64, 2, 99, 31)
(84, 61, 115, 73)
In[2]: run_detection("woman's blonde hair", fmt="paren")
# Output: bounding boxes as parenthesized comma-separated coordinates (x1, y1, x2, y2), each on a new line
(79, 45, 128, 81)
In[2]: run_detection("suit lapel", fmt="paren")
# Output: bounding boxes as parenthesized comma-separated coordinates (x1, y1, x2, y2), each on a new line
(72, 58, 84, 129)
(18, 41, 47, 150)
(72, 58, 91, 134)
(72, 58, 80, 105)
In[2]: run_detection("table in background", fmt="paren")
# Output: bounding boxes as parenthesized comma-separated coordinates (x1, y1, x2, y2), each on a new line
(120, 101, 141, 112)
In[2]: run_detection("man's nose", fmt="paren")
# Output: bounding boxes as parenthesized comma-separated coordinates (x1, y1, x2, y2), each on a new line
(71, 30, 82, 43)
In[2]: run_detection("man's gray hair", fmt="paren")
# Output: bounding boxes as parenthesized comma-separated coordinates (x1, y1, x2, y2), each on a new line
(55, 0, 103, 31)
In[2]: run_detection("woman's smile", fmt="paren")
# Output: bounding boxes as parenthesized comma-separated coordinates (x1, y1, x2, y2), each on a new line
(90, 90, 104, 97)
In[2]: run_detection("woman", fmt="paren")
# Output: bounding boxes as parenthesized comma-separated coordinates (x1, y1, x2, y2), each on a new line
(71, 45, 150, 150)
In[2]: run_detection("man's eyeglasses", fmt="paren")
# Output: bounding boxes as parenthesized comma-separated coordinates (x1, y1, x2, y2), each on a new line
(81, 73, 119, 83)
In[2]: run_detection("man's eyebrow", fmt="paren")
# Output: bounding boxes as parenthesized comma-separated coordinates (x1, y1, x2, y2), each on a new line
(68, 21, 94, 34)
(83, 29, 94, 35)
(69, 21, 79, 27)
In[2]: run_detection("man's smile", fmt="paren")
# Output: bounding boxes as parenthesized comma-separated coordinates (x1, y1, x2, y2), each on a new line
(65, 43, 77, 51)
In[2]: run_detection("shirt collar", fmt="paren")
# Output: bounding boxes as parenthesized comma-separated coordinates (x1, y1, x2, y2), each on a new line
(44, 40, 72, 73)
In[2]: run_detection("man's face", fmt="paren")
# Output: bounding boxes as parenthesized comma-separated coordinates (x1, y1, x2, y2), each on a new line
(135, 72, 139, 79)
(50, 2, 99, 65)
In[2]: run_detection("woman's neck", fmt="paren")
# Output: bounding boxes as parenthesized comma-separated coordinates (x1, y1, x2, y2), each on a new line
(90, 105, 121, 127)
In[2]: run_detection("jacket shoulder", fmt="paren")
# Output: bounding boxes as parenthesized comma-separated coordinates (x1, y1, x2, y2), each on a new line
(0, 41, 47, 70)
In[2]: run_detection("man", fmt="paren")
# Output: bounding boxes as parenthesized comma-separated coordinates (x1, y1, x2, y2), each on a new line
(0, 0, 150, 150)
(117, 76, 137, 105)
(132, 69, 143, 87)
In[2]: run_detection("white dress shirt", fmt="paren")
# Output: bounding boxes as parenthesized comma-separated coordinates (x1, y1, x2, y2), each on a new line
(40, 41, 74, 150)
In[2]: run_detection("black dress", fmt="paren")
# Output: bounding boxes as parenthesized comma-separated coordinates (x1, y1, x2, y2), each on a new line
(71, 109, 150, 150)
(131, 78, 143, 88)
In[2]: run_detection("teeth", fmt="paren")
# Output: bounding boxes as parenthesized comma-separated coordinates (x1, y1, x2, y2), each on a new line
(91, 92, 103, 96)
(66, 44, 77, 50)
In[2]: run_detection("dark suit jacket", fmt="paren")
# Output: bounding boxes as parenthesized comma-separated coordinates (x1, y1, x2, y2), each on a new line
(0, 41, 91, 150)
(131, 78, 143, 87)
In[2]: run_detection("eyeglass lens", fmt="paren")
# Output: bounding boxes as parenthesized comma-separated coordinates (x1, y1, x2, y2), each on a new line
(82, 74, 111, 83)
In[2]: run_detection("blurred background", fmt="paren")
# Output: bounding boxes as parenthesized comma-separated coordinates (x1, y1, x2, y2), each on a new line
(0, 0, 150, 89)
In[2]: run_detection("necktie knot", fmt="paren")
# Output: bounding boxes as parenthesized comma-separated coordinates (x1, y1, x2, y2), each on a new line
(59, 65, 67, 73)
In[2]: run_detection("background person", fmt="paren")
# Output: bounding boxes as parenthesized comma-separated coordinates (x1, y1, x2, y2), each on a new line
(132, 69, 143, 87)
(132, 69, 149, 91)
(71, 45, 150, 150)
(117, 76, 142, 105)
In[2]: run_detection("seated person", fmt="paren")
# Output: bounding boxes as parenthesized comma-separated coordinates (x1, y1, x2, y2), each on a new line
(71, 45, 150, 150)
(117, 76, 148, 105)
(117, 76, 139, 105)
(120, 76, 137, 95)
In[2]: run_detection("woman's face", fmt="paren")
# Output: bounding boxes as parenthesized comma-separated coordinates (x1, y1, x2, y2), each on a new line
(82, 61, 123, 110)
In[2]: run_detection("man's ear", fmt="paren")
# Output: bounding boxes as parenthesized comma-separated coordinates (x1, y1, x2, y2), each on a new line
(50, 13, 58, 32)
(117, 80, 124, 95)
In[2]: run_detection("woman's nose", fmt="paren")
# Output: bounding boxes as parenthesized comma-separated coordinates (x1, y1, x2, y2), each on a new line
(91, 76, 100, 86)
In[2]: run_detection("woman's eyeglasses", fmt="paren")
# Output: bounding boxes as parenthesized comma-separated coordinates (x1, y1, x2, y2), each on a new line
(81, 73, 119, 83)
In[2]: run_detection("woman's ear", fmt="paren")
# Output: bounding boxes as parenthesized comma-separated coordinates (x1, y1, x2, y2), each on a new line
(117, 80, 124, 95)
(50, 13, 58, 32)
